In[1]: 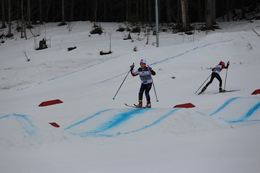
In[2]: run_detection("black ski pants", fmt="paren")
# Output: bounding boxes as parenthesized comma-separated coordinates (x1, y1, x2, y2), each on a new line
(139, 83, 152, 104)
(204, 72, 222, 89)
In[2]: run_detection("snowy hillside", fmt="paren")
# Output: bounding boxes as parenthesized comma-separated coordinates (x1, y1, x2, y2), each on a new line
(0, 21, 260, 173)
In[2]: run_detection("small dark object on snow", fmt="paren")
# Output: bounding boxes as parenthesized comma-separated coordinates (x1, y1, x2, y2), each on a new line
(174, 103, 195, 108)
(90, 27, 103, 35)
(58, 22, 67, 26)
(171, 76, 176, 79)
(0, 34, 5, 39)
(49, 122, 60, 128)
(123, 33, 132, 40)
(131, 27, 141, 33)
(36, 38, 48, 50)
(116, 27, 125, 32)
(5, 33, 13, 38)
(39, 99, 63, 107)
(185, 31, 193, 35)
(100, 50, 112, 55)
(67, 46, 77, 51)
(252, 89, 260, 95)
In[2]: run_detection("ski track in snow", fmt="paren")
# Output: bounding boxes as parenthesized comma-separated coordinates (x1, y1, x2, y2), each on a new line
(1, 97, 259, 138)
(93, 39, 233, 86)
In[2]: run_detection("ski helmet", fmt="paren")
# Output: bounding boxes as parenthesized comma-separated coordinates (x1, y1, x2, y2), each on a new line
(219, 61, 225, 67)
(140, 59, 146, 64)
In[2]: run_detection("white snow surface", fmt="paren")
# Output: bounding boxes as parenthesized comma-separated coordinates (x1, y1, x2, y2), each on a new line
(0, 21, 260, 173)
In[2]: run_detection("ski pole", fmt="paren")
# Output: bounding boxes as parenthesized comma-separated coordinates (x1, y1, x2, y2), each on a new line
(147, 66, 159, 102)
(152, 82, 159, 102)
(112, 66, 132, 100)
(195, 74, 211, 94)
(224, 67, 229, 90)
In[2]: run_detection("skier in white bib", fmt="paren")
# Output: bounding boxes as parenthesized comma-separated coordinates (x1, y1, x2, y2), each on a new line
(130, 59, 156, 108)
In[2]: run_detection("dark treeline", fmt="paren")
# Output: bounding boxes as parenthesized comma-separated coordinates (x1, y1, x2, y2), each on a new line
(1, 0, 259, 22)
(0, 0, 259, 32)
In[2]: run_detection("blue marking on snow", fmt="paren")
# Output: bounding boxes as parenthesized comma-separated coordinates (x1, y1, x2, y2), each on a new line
(122, 109, 179, 135)
(79, 108, 150, 137)
(227, 102, 260, 123)
(0, 113, 37, 135)
(79, 109, 179, 137)
(65, 109, 111, 130)
(210, 97, 239, 116)
(97, 108, 180, 137)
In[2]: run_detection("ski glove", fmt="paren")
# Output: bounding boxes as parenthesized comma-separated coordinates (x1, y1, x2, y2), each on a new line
(130, 64, 135, 71)
(226, 61, 230, 68)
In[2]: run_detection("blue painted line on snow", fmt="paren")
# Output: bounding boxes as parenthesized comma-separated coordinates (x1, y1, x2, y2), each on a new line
(64, 109, 112, 130)
(122, 108, 179, 135)
(105, 108, 179, 137)
(227, 102, 260, 123)
(81, 109, 179, 137)
(0, 113, 37, 135)
(79, 108, 150, 137)
(210, 97, 239, 116)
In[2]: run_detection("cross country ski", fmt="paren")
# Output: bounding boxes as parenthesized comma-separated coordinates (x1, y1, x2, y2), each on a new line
(124, 103, 151, 108)
(198, 89, 240, 95)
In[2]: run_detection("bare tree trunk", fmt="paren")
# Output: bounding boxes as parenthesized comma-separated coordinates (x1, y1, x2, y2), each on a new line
(226, 0, 234, 21)
(136, 0, 139, 22)
(27, 0, 32, 28)
(21, 0, 24, 38)
(143, 0, 147, 23)
(6, 0, 13, 37)
(126, 0, 129, 21)
(212, 0, 216, 24)
(205, 0, 212, 28)
(21, 0, 27, 39)
(148, 0, 152, 25)
(39, 0, 43, 24)
(180, 0, 189, 31)
(94, 0, 98, 22)
(140, 0, 142, 22)
(70, 0, 74, 21)
(45, 0, 51, 22)
(205, 0, 216, 28)
(58, 0, 66, 25)
(197, 0, 203, 22)
(62, 0, 65, 22)
(166, 0, 172, 23)
(1, 0, 6, 28)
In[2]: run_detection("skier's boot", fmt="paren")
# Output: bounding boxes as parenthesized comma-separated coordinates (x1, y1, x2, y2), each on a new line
(199, 86, 206, 95)
(136, 100, 143, 108)
(219, 87, 225, 93)
(146, 103, 151, 108)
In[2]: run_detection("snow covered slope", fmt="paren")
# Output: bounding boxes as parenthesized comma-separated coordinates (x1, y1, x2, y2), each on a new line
(0, 21, 260, 173)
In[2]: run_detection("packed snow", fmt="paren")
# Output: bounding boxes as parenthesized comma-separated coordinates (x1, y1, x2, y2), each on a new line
(0, 21, 260, 173)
